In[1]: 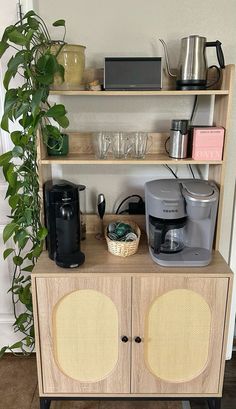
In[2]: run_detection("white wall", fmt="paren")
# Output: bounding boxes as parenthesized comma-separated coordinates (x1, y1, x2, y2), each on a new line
(0, 0, 236, 350)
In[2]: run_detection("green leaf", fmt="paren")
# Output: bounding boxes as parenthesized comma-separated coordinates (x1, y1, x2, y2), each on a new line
(32, 244, 43, 258)
(36, 54, 50, 72)
(24, 10, 36, 19)
(0, 347, 7, 358)
(24, 208, 32, 225)
(19, 284, 31, 305)
(38, 226, 48, 241)
(9, 194, 20, 209)
(15, 313, 28, 326)
(25, 28, 35, 45)
(0, 151, 12, 166)
(0, 41, 9, 58)
(55, 115, 69, 128)
(13, 255, 23, 266)
(22, 265, 34, 273)
(3, 222, 18, 243)
(7, 52, 25, 73)
(6, 164, 17, 188)
(10, 131, 21, 145)
(3, 70, 14, 90)
(30, 326, 34, 338)
(44, 124, 61, 139)
(25, 336, 32, 347)
(45, 54, 60, 75)
(46, 104, 66, 118)
(36, 73, 53, 85)
(10, 341, 23, 350)
(7, 29, 27, 46)
(12, 145, 24, 157)
(4, 88, 18, 114)
(15, 230, 29, 249)
(1, 112, 9, 131)
(1, 25, 15, 42)
(3, 248, 14, 260)
(31, 88, 44, 115)
(52, 19, 65, 27)
(27, 17, 39, 30)
(13, 102, 30, 120)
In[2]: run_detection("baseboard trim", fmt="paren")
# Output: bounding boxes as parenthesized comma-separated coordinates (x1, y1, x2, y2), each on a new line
(0, 314, 15, 324)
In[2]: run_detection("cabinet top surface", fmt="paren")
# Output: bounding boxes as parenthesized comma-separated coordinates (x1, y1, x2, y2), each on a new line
(32, 235, 232, 278)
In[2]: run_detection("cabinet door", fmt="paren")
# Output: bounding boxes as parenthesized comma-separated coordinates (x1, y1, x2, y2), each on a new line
(35, 276, 131, 394)
(132, 276, 229, 394)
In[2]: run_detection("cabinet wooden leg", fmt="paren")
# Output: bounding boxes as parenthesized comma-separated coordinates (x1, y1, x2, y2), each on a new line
(207, 398, 221, 409)
(40, 398, 51, 409)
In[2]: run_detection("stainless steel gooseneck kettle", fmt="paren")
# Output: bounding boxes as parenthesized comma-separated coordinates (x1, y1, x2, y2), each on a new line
(160, 35, 225, 90)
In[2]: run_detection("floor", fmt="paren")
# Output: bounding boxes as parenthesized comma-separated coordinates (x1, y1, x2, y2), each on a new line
(0, 353, 235, 409)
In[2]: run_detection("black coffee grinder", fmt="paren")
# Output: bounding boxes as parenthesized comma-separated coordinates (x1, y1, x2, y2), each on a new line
(44, 180, 85, 268)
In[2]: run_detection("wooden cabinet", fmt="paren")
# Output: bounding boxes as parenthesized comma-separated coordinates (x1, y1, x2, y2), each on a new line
(34, 275, 131, 394)
(132, 276, 229, 394)
(33, 66, 235, 407)
(32, 237, 233, 398)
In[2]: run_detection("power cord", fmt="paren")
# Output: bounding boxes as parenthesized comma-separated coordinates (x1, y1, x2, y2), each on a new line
(164, 164, 178, 179)
(190, 95, 198, 125)
(188, 164, 196, 179)
(115, 194, 143, 214)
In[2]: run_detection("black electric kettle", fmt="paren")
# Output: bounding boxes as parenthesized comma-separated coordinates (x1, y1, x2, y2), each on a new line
(160, 35, 225, 90)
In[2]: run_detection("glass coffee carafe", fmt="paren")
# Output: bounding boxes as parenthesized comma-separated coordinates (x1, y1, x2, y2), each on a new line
(149, 215, 187, 254)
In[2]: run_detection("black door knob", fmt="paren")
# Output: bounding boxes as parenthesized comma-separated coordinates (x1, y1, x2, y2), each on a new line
(121, 336, 129, 343)
(135, 336, 142, 343)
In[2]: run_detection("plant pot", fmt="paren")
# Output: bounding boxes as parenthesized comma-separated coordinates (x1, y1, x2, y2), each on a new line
(51, 44, 86, 90)
(47, 133, 69, 156)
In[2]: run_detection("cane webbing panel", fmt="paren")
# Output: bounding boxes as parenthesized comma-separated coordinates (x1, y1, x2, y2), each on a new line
(53, 289, 118, 382)
(145, 289, 211, 382)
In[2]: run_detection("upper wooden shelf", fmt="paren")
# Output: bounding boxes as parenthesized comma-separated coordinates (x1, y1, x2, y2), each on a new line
(50, 89, 229, 96)
(49, 64, 233, 96)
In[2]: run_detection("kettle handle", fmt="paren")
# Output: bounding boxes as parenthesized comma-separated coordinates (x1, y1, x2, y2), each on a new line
(206, 40, 225, 69)
(206, 65, 221, 89)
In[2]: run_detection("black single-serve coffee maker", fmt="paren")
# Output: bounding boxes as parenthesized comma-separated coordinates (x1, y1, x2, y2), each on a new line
(44, 180, 85, 268)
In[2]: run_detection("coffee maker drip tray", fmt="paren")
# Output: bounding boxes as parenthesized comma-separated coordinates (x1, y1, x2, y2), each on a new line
(150, 247, 212, 267)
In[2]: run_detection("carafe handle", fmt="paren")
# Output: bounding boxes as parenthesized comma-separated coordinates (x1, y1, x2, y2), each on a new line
(206, 40, 225, 69)
(153, 226, 163, 254)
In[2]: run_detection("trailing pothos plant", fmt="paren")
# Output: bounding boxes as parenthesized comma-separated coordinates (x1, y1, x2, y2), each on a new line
(0, 10, 69, 356)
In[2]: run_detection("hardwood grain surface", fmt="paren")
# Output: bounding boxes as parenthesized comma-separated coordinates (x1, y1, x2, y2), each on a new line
(32, 233, 232, 278)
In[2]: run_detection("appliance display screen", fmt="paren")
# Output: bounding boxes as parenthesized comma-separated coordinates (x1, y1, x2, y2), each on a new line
(105, 58, 162, 90)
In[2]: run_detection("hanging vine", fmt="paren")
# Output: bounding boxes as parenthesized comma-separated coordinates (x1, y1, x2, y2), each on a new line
(0, 10, 69, 355)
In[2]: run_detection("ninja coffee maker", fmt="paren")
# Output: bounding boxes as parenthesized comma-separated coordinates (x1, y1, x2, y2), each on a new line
(44, 180, 85, 268)
(145, 179, 219, 267)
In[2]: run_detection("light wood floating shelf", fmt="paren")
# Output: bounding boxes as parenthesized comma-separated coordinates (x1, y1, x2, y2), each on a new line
(40, 153, 223, 165)
(50, 89, 229, 96)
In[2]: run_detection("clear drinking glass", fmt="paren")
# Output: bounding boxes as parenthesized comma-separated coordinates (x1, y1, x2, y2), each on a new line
(93, 132, 111, 159)
(111, 132, 133, 159)
(130, 132, 152, 159)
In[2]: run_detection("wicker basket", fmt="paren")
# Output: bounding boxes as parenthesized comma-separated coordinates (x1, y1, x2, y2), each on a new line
(105, 220, 141, 257)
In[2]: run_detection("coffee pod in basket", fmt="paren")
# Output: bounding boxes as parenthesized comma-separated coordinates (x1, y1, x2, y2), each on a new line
(105, 221, 141, 257)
